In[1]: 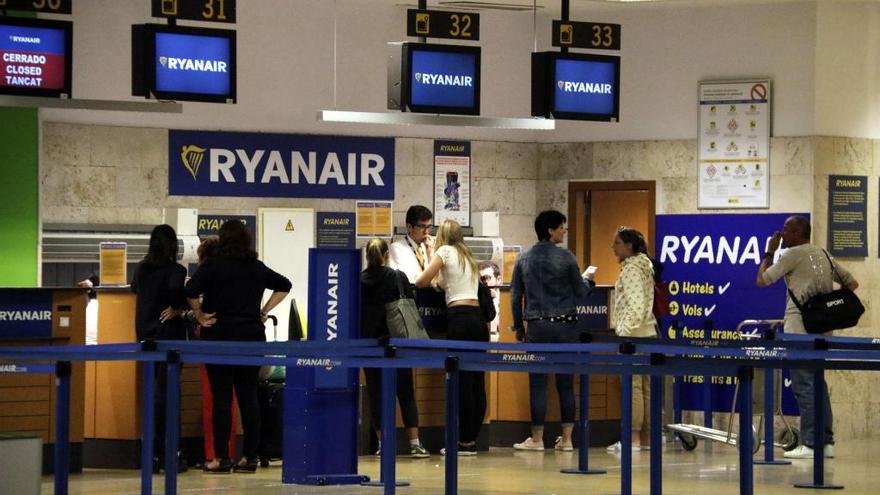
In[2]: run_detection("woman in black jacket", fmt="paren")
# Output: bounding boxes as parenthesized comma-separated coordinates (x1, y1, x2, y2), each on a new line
(361, 238, 428, 458)
(185, 220, 291, 473)
(131, 224, 188, 472)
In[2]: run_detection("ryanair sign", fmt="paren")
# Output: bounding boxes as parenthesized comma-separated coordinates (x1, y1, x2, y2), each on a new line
(0, 290, 53, 338)
(169, 130, 395, 199)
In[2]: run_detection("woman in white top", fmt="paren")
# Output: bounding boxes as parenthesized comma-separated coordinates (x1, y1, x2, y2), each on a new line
(607, 226, 657, 453)
(416, 219, 487, 455)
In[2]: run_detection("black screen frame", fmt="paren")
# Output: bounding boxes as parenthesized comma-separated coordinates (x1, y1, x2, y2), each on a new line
(0, 16, 73, 98)
(132, 23, 237, 104)
(400, 42, 481, 116)
(532, 51, 620, 122)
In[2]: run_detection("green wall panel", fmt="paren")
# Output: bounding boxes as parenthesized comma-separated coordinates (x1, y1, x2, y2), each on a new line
(0, 107, 39, 286)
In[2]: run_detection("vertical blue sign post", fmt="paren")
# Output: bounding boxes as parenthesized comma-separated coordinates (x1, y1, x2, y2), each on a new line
(283, 248, 363, 485)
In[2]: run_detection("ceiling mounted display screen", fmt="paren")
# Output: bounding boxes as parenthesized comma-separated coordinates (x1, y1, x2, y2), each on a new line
(132, 24, 236, 103)
(532, 51, 619, 122)
(0, 17, 72, 97)
(401, 42, 480, 115)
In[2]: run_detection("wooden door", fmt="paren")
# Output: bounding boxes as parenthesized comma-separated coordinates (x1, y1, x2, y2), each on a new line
(568, 181, 655, 421)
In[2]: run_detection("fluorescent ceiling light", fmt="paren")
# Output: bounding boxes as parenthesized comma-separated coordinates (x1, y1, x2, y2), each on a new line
(318, 110, 555, 130)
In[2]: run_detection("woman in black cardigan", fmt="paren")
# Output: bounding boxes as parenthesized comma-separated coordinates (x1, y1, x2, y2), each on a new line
(186, 220, 291, 473)
(361, 238, 428, 458)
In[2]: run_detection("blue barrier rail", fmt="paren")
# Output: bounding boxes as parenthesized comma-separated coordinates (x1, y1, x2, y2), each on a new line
(5, 334, 880, 495)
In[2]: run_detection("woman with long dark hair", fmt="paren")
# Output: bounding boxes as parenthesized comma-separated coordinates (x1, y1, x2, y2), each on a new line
(185, 220, 291, 473)
(131, 224, 188, 472)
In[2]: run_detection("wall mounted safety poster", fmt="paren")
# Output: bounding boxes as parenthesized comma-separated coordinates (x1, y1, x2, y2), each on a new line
(434, 140, 471, 226)
(657, 213, 799, 413)
(698, 80, 770, 209)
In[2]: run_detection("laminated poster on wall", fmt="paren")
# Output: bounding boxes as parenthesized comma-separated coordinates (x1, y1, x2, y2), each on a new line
(355, 201, 392, 239)
(433, 140, 471, 226)
(697, 80, 771, 209)
(657, 213, 799, 414)
(99, 242, 127, 286)
(827, 175, 867, 257)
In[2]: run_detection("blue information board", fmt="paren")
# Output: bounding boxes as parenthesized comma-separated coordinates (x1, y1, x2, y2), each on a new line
(657, 213, 800, 414)
(828, 175, 867, 257)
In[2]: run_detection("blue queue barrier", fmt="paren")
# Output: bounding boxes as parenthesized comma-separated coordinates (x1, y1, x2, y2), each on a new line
(8, 335, 880, 495)
(560, 373, 606, 476)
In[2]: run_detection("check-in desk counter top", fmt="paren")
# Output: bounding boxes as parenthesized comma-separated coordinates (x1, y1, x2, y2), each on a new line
(85, 288, 202, 468)
(0, 287, 87, 472)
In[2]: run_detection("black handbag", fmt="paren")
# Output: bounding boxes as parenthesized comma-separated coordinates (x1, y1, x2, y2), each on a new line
(788, 250, 864, 334)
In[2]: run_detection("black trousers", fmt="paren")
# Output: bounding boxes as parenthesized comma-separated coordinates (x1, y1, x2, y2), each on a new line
(363, 368, 419, 432)
(153, 363, 182, 461)
(446, 306, 488, 443)
(205, 364, 261, 460)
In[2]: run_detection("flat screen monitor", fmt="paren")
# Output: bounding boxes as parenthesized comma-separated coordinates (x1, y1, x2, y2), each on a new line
(0, 17, 72, 98)
(401, 42, 480, 115)
(532, 51, 619, 122)
(132, 24, 236, 103)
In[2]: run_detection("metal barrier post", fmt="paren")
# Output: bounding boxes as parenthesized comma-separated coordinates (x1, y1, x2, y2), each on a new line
(54, 361, 71, 495)
(561, 374, 605, 475)
(164, 351, 181, 495)
(140, 360, 156, 495)
(621, 372, 633, 495)
(444, 357, 460, 495)
(737, 367, 754, 495)
(754, 366, 789, 465)
(650, 374, 663, 495)
(381, 367, 397, 494)
(794, 367, 842, 490)
(702, 376, 713, 430)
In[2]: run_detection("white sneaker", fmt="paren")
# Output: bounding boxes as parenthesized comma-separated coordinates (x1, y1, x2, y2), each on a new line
(513, 437, 545, 451)
(825, 444, 835, 458)
(606, 441, 641, 452)
(554, 436, 573, 451)
(784, 445, 814, 459)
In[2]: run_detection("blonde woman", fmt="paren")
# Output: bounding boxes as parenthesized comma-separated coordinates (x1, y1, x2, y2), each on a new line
(607, 226, 657, 453)
(360, 238, 429, 458)
(416, 220, 486, 455)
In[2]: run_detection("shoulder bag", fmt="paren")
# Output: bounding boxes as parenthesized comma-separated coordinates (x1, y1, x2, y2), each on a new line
(788, 250, 864, 334)
(385, 272, 430, 340)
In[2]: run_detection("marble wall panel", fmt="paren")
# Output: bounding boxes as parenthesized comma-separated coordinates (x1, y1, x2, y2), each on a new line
(90, 125, 167, 170)
(470, 141, 498, 178)
(394, 174, 434, 213)
(497, 142, 538, 180)
(538, 142, 592, 180)
(814, 137, 873, 176)
(115, 166, 164, 208)
(411, 138, 434, 177)
(536, 179, 570, 214)
(770, 137, 813, 176)
(394, 138, 415, 177)
(768, 175, 813, 213)
(640, 140, 694, 179)
(42, 123, 91, 168)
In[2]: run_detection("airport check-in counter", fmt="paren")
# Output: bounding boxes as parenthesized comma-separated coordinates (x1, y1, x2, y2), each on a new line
(0, 287, 87, 473)
(84, 287, 202, 468)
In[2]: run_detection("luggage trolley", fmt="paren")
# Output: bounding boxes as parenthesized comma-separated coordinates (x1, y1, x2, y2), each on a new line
(666, 319, 799, 454)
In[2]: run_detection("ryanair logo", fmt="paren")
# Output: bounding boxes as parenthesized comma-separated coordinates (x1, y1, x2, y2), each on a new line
(181, 145, 207, 180)
(0, 364, 25, 373)
(557, 80, 613, 94)
(176, 146, 386, 187)
(414, 72, 473, 87)
(501, 353, 546, 362)
(158, 56, 228, 73)
(295, 357, 341, 368)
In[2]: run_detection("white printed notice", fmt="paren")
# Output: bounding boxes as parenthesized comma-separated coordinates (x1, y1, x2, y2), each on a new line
(698, 80, 770, 208)
(433, 140, 471, 226)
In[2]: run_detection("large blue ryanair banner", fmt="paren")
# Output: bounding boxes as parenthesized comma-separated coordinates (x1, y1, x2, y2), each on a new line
(169, 130, 395, 199)
(657, 213, 801, 414)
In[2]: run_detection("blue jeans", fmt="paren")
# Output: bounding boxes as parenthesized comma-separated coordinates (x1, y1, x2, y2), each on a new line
(526, 319, 579, 426)
(790, 368, 834, 448)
